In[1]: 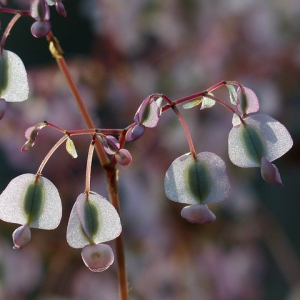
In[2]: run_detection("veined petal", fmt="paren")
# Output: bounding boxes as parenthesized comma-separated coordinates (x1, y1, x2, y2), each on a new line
(0, 50, 29, 102)
(66, 192, 122, 249)
(237, 87, 259, 115)
(228, 114, 293, 168)
(164, 152, 230, 205)
(0, 174, 62, 229)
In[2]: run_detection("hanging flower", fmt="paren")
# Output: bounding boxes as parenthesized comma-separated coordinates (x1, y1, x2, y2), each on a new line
(66, 192, 122, 272)
(0, 174, 62, 249)
(228, 114, 293, 184)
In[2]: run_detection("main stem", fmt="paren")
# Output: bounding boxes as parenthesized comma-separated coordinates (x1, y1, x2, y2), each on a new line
(46, 32, 129, 300)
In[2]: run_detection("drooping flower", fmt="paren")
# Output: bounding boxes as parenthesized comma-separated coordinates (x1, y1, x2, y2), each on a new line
(164, 152, 230, 224)
(0, 174, 62, 249)
(228, 114, 293, 184)
(66, 192, 122, 272)
(30, 0, 66, 38)
(126, 96, 161, 141)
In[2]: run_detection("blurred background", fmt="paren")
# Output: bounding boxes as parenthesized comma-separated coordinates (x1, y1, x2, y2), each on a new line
(0, 0, 300, 299)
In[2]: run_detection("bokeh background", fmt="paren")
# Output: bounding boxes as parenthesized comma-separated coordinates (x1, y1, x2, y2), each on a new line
(0, 0, 300, 299)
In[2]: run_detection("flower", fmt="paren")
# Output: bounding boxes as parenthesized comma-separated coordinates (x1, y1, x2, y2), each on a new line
(228, 114, 293, 184)
(164, 152, 231, 223)
(0, 174, 62, 248)
(126, 96, 161, 141)
(66, 192, 122, 272)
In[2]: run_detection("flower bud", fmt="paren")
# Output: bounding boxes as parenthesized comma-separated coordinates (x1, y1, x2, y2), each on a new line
(12, 225, 31, 249)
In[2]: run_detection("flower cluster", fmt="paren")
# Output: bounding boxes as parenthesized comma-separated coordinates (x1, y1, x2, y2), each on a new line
(164, 84, 293, 224)
(30, 0, 66, 37)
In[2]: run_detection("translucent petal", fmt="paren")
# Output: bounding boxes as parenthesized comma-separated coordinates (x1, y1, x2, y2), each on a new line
(181, 204, 216, 224)
(81, 244, 114, 272)
(226, 84, 238, 105)
(261, 157, 283, 185)
(0, 174, 62, 229)
(66, 192, 122, 248)
(134, 96, 151, 123)
(30, 0, 50, 20)
(164, 152, 231, 205)
(200, 93, 215, 110)
(232, 113, 241, 127)
(125, 124, 145, 141)
(66, 138, 78, 158)
(237, 87, 259, 115)
(141, 100, 160, 128)
(228, 114, 293, 167)
(12, 225, 31, 249)
(183, 99, 202, 109)
(0, 50, 29, 102)
(115, 149, 132, 166)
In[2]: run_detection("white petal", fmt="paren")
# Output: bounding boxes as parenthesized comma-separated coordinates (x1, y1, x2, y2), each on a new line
(0, 50, 29, 102)
(66, 192, 122, 248)
(0, 174, 62, 229)
(228, 114, 293, 167)
(164, 152, 230, 205)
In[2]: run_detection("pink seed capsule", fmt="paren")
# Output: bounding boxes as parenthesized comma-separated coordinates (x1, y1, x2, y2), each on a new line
(81, 244, 114, 272)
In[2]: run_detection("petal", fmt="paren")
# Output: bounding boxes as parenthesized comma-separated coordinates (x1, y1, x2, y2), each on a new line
(183, 99, 202, 109)
(181, 204, 216, 224)
(115, 149, 132, 166)
(125, 124, 145, 141)
(81, 244, 114, 272)
(66, 192, 122, 248)
(261, 157, 283, 185)
(228, 114, 293, 167)
(164, 152, 231, 205)
(226, 84, 238, 105)
(30, 0, 50, 20)
(237, 87, 259, 115)
(0, 50, 29, 102)
(200, 93, 215, 110)
(0, 174, 62, 229)
(55, 1, 67, 17)
(134, 96, 160, 128)
(12, 225, 31, 249)
(66, 138, 78, 158)
(102, 135, 120, 155)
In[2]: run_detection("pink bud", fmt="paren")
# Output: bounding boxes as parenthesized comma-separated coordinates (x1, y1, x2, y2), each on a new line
(31, 20, 51, 38)
(261, 157, 283, 185)
(181, 204, 216, 224)
(12, 225, 31, 249)
(115, 149, 132, 166)
(81, 244, 114, 272)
